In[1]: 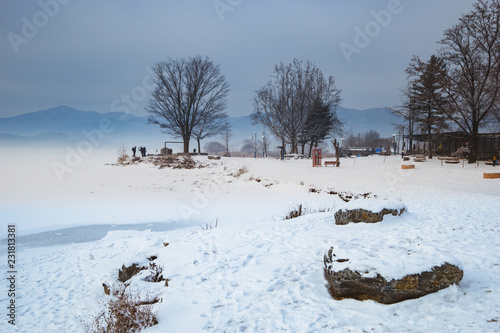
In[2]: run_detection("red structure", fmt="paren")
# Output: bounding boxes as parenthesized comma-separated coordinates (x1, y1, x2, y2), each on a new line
(312, 148, 322, 167)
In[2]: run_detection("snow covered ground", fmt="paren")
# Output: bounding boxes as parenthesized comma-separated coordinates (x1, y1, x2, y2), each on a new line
(1, 146, 499, 332)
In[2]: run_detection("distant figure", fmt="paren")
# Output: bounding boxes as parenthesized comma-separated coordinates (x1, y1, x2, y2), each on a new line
(142, 147, 147, 157)
(493, 155, 497, 167)
(132, 146, 136, 157)
(401, 151, 405, 159)
(193, 148, 197, 154)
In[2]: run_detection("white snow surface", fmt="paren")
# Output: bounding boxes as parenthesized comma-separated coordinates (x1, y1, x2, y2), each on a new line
(1, 146, 499, 332)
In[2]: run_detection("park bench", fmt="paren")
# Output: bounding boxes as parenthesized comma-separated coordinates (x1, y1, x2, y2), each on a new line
(324, 161, 338, 167)
(413, 155, 426, 162)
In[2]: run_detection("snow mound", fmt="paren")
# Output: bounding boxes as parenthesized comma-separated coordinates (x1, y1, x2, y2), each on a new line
(341, 197, 407, 213)
(325, 240, 463, 281)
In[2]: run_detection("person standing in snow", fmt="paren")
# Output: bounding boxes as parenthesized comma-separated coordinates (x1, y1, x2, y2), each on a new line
(142, 147, 147, 157)
(132, 146, 136, 157)
(493, 154, 497, 167)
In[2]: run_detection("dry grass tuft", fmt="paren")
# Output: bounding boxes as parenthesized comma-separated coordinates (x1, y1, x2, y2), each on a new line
(284, 204, 307, 220)
(85, 287, 159, 333)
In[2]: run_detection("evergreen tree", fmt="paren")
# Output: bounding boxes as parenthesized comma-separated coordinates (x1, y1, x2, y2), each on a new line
(406, 55, 449, 158)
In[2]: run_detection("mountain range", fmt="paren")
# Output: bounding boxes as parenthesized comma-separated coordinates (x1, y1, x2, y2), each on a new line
(0, 105, 402, 152)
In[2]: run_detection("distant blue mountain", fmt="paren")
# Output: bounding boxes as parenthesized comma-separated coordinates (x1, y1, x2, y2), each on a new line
(336, 106, 403, 137)
(0, 105, 402, 150)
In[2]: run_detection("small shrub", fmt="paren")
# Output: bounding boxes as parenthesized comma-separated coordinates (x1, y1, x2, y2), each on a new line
(117, 142, 129, 164)
(176, 155, 196, 169)
(86, 287, 159, 333)
(283, 204, 335, 220)
(201, 219, 219, 230)
(284, 204, 306, 220)
(146, 262, 166, 283)
(234, 167, 248, 177)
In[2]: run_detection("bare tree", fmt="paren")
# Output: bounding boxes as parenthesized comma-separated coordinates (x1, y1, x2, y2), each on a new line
(390, 84, 418, 153)
(221, 119, 233, 155)
(437, 0, 500, 163)
(251, 59, 342, 154)
(146, 56, 230, 153)
(240, 139, 254, 156)
(204, 141, 225, 154)
(193, 112, 227, 153)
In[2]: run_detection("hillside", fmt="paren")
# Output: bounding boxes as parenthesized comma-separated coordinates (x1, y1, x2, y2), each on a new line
(0, 105, 402, 151)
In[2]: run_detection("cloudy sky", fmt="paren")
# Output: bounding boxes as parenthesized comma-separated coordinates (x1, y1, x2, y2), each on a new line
(0, 0, 474, 118)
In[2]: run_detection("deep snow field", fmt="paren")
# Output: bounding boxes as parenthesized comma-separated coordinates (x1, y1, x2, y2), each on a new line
(1, 146, 499, 332)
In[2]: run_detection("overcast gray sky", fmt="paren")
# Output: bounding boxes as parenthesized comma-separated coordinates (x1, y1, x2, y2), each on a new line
(0, 0, 474, 118)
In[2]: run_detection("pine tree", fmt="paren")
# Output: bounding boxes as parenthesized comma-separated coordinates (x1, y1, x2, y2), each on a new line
(406, 55, 449, 158)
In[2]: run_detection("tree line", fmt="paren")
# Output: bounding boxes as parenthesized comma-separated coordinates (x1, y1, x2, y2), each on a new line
(391, 0, 500, 162)
(146, 56, 343, 155)
(146, 0, 499, 160)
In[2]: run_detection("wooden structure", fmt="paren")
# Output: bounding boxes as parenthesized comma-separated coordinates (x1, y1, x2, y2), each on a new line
(312, 148, 322, 167)
(411, 132, 499, 160)
(401, 164, 415, 169)
(483, 173, 500, 179)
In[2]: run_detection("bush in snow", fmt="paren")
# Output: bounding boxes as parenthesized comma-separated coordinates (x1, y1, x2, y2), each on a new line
(86, 287, 159, 333)
(283, 204, 307, 220)
(116, 142, 129, 164)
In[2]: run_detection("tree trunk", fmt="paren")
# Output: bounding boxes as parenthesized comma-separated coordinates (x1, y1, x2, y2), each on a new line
(197, 138, 201, 154)
(332, 139, 341, 167)
(409, 135, 413, 154)
(428, 127, 433, 159)
(308, 139, 314, 158)
(290, 138, 297, 154)
(183, 139, 190, 154)
(468, 121, 479, 163)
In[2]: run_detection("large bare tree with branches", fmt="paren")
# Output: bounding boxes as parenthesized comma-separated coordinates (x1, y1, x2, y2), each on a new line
(437, 0, 500, 163)
(192, 112, 227, 153)
(147, 56, 230, 153)
(251, 59, 342, 154)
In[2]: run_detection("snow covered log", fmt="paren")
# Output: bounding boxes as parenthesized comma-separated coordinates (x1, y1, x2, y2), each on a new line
(323, 246, 463, 304)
